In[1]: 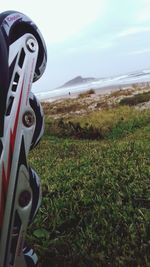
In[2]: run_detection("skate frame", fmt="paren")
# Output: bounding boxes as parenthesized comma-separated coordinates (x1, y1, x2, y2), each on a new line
(0, 33, 39, 267)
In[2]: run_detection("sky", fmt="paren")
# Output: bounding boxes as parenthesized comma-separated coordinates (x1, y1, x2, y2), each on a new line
(1, 0, 150, 92)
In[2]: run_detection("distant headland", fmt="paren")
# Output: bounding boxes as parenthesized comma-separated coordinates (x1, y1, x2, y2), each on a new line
(59, 76, 96, 88)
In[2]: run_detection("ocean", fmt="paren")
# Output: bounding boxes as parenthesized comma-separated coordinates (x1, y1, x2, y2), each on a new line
(32, 69, 150, 101)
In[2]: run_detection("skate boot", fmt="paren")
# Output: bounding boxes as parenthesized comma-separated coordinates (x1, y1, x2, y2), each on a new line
(0, 11, 47, 267)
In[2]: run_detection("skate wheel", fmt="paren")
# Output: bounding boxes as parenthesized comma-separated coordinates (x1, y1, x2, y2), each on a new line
(29, 92, 44, 150)
(28, 167, 41, 224)
(0, 10, 47, 82)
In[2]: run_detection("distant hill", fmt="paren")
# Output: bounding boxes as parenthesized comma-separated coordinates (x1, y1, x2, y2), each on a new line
(59, 76, 96, 88)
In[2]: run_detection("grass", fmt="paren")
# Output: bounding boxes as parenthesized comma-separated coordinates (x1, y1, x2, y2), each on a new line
(28, 92, 150, 267)
(45, 106, 150, 140)
(120, 91, 150, 106)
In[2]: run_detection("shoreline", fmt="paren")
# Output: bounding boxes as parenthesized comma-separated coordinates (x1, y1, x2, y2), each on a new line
(41, 82, 148, 103)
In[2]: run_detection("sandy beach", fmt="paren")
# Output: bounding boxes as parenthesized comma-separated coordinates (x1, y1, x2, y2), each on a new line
(42, 82, 150, 104)
(42, 85, 123, 103)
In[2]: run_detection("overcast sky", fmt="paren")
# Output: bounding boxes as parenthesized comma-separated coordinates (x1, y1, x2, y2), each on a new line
(1, 0, 150, 92)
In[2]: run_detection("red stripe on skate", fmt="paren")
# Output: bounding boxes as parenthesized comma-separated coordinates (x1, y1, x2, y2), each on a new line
(10, 82, 23, 151)
(0, 80, 24, 226)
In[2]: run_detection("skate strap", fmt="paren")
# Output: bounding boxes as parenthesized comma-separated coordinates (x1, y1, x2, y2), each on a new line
(0, 29, 9, 138)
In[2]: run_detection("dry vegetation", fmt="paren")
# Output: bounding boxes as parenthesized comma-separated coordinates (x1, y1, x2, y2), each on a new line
(42, 83, 150, 120)
(78, 88, 95, 98)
